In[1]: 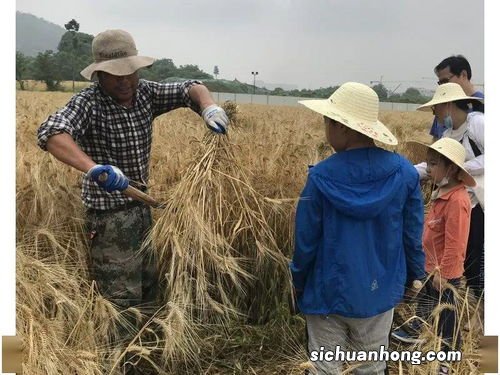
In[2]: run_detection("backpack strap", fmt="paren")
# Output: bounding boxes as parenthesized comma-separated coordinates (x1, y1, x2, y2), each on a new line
(468, 137, 482, 157)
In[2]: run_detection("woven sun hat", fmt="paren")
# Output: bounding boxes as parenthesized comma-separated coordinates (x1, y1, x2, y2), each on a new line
(417, 82, 483, 112)
(80, 29, 155, 80)
(298, 82, 397, 145)
(407, 138, 476, 187)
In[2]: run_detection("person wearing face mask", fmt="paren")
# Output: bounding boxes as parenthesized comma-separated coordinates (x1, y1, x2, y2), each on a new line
(430, 55, 484, 141)
(413, 83, 484, 331)
(393, 138, 475, 374)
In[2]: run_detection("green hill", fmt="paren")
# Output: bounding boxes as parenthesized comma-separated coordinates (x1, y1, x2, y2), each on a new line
(16, 11, 66, 56)
(161, 77, 270, 95)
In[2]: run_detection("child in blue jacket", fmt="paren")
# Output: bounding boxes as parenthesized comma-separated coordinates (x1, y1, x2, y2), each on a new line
(291, 82, 426, 375)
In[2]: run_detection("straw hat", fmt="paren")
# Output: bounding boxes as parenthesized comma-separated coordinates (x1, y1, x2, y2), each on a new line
(407, 138, 476, 187)
(80, 29, 155, 80)
(298, 82, 397, 145)
(417, 82, 483, 112)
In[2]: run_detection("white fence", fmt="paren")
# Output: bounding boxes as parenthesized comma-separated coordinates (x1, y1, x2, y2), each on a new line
(213, 92, 420, 111)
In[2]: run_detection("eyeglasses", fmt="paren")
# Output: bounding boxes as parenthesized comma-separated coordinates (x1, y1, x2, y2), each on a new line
(437, 75, 455, 85)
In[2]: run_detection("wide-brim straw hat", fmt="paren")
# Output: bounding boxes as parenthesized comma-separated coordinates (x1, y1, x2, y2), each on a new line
(298, 82, 398, 145)
(407, 138, 476, 187)
(80, 29, 155, 80)
(417, 82, 483, 112)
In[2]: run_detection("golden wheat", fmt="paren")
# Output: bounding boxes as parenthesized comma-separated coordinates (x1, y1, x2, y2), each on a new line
(15, 90, 482, 374)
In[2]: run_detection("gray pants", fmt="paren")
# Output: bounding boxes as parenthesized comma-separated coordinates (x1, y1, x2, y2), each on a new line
(306, 309, 393, 375)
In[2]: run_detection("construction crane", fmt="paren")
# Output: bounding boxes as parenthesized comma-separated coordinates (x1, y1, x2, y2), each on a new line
(369, 79, 425, 96)
(370, 79, 424, 85)
(370, 75, 384, 85)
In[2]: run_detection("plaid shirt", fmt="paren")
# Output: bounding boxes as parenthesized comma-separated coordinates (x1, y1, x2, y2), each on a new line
(38, 79, 202, 210)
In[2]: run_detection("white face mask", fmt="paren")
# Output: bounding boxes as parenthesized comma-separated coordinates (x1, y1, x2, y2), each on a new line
(443, 114, 453, 129)
(435, 176, 450, 188)
(430, 173, 451, 200)
(435, 103, 453, 129)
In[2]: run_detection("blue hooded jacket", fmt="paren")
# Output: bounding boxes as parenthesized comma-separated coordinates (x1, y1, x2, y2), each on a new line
(290, 147, 425, 318)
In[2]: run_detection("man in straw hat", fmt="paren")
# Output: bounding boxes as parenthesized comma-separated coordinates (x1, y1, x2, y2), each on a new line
(37, 29, 228, 371)
(290, 82, 426, 374)
(414, 82, 484, 330)
(393, 138, 475, 374)
(430, 55, 484, 141)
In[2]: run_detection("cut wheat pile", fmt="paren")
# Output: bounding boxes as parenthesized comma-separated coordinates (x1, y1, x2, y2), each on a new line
(15, 91, 484, 374)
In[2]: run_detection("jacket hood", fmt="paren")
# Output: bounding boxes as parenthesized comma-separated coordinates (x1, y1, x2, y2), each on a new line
(309, 147, 403, 219)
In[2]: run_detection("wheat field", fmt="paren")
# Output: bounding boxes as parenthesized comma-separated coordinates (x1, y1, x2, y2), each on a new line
(15, 89, 484, 374)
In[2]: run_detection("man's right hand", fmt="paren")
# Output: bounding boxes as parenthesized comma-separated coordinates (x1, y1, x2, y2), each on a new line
(87, 164, 129, 192)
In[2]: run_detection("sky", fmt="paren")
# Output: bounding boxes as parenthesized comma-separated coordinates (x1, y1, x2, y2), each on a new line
(15, 0, 484, 92)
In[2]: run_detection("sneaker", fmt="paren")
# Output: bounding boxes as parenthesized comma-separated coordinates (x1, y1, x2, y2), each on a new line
(391, 320, 425, 344)
(391, 327, 425, 344)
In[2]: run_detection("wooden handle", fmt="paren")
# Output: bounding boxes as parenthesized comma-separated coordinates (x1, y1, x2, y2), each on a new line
(98, 172, 164, 208)
(123, 185, 164, 208)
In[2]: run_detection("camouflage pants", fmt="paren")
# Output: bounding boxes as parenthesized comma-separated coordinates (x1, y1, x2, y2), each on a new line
(86, 203, 159, 312)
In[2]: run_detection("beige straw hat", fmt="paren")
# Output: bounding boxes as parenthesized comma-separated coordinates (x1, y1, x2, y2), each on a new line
(417, 82, 483, 112)
(80, 29, 155, 80)
(298, 82, 397, 145)
(407, 138, 476, 187)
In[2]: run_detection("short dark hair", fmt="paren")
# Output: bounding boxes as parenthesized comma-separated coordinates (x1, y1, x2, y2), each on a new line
(434, 55, 472, 80)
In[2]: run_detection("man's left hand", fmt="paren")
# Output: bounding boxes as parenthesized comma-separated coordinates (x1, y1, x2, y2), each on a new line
(202, 104, 229, 134)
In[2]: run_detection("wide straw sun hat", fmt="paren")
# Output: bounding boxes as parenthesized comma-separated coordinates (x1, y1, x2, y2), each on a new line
(80, 29, 155, 80)
(298, 82, 397, 145)
(417, 82, 483, 112)
(407, 138, 476, 187)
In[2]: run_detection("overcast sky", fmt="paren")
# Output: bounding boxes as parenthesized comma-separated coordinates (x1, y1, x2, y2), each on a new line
(16, 0, 484, 92)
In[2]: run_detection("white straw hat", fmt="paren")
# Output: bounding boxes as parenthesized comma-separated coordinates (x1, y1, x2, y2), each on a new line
(80, 29, 155, 80)
(298, 82, 397, 145)
(407, 138, 476, 187)
(417, 82, 483, 112)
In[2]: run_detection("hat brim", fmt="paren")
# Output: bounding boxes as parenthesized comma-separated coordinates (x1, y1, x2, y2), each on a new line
(80, 55, 156, 80)
(406, 141, 476, 187)
(417, 95, 484, 112)
(298, 99, 398, 145)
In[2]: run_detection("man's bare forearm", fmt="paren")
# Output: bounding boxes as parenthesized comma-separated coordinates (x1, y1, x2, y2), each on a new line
(188, 84, 216, 110)
(46, 133, 96, 173)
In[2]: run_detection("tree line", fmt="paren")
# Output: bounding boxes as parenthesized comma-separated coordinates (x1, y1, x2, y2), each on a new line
(16, 19, 213, 91)
(16, 20, 431, 103)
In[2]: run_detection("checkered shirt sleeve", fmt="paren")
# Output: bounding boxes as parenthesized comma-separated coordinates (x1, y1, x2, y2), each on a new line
(37, 79, 202, 210)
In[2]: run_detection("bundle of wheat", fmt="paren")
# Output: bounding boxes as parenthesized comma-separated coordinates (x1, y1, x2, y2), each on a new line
(221, 100, 239, 126)
(143, 128, 293, 367)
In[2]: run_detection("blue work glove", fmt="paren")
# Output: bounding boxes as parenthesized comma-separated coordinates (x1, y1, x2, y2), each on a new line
(87, 164, 129, 193)
(202, 104, 229, 134)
